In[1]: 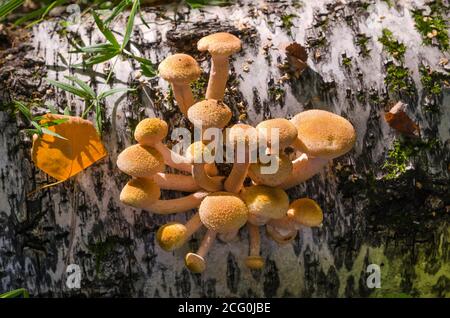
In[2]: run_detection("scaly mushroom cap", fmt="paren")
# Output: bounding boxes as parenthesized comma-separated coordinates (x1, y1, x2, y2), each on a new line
(158, 53, 201, 84)
(240, 185, 289, 220)
(248, 154, 293, 187)
(185, 253, 206, 273)
(288, 198, 323, 227)
(117, 144, 164, 177)
(156, 222, 187, 251)
(197, 32, 242, 56)
(199, 192, 248, 233)
(256, 118, 298, 150)
(120, 178, 161, 209)
(134, 118, 168, 146)
(245, 256, 265, 270)
(290, 110, 356, 159)
(226, 123, 258, 145)
(187, 99, 232, 130)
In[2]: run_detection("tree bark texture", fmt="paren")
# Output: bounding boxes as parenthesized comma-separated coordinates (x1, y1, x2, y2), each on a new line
(0, 0, 449, 297)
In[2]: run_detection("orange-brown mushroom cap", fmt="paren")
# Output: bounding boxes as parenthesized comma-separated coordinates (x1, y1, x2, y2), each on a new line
(256, 118, 298, 150)
(158, 53, 202, 84)
(290, 110, 356, 159)
(117, 144, 164, 178)
(185, 253, 206, 273)
(134, 118, 168, 146)
(120, 178, 161, 209)
(288, 198, 323, 227)
(240, 185, 289, 220)
(199, 192, 248, 233)
(187, 99, 232, 130)
(245, 256, 265, 270)
(197, 32, 242, 56)
(156, 222, 187, 251)
(248, 154, 293, 187)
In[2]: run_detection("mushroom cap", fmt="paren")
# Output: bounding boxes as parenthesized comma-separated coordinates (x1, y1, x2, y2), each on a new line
(158, 53, 201, 84)
(156, 222, 187, 251)
(117, 144, 164, 177)
(199, 192, 248, 233)
(187, 99, 232, 130)
(134, 118, 168, 146)
(248, 154, 293, 187)
(120, 178, 161, 209)
(225, 123, 258, 145)
(290, 110, 356, 159)
(245, 256, 265, 270)
(266, 223, 297, 244)
(256, 118, 298, 149)
(185, 252, 206, 273)
(240, 185, 289, 220)
(288, 198, 323, 227)
(197, 32, 241, 56)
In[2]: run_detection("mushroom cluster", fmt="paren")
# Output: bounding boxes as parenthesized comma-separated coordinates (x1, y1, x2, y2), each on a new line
(117, 32, 356, 273)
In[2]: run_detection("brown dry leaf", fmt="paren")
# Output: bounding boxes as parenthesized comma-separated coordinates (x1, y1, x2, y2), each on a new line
(32, 114, 107, 181)
(285, 42, 308, 77)
(384, 102, 420, 137)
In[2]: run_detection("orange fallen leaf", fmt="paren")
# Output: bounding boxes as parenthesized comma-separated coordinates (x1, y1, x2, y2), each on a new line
(31, 114, 107, 181)
(384, 102, 420, 137)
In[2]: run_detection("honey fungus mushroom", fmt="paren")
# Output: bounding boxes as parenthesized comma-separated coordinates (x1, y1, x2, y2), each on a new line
(134, 118, 192, 173)
(187, 99, 232, 140)
(290, 109, 356, 159)
(256, 118, 298, 153)
(185, 192, 248, 273)
(240, 185, 289, 269)
(224, 123, 258, 193)
(197, 32, 242, 100)
(120, 178, 208, 214)
(117, 144, 164, 178)
(248, 154, 293, 187)
(267, 198, 323, 244)
(156, 212, 202, 251)
(158, 54, 201, 115)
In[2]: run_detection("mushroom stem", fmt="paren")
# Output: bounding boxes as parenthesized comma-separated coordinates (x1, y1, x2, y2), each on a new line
(224, 162, 250, 193)
(146, 191, 209, 214)
(280, 155, 329, 190)
(153, 142, 192, 173)
(172, 83, 195, 115)
(192, 163, 224, 192)
(248, 223, 261, 257)
(185, 212, 203, 237)
(153, 173, 200, 192)
(197, 229, 217, 258)
(206, 55, 229, 100)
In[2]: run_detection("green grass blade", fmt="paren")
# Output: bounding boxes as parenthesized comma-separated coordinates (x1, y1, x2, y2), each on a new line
(0, 0, 24, 20)
(41, 127, 68, 140)
(0, 288, 29, 298)
(105, 0, 131, 25)
(98, 87, 135, 100)
(69, 43, 115, 54)
(64, 75, 96, 99)
(25, 0, 68, 28)
(13, 100, 32, 121)
(92, 11, 120, 49)
(122, 0, 139, 50)
(46, 78, 92, 99)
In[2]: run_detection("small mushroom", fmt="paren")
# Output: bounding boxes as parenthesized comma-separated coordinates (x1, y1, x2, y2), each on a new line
(156, 212, 202, 251)
(280, 154, 329, 189)
(287, 198, 323, 227)
(117, 144, 164, 178)
(240, 185, 289, 226)
(224, 124, 258, 193)
(186, 141, 224, 192)
(135, 118, 192, 173)
(158, 54, 202, 115)
(290, 109, 356, 159)
(197, 32, 242, 100)
(266, 217, 298, 244)
(256, 118, 298, 153)
(248, 154, 293, 187)
(187, 99, 232, 140)
(120, 178, 208, 214)
(185, 192, 248, 273)
(245, 223, 264, 270)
